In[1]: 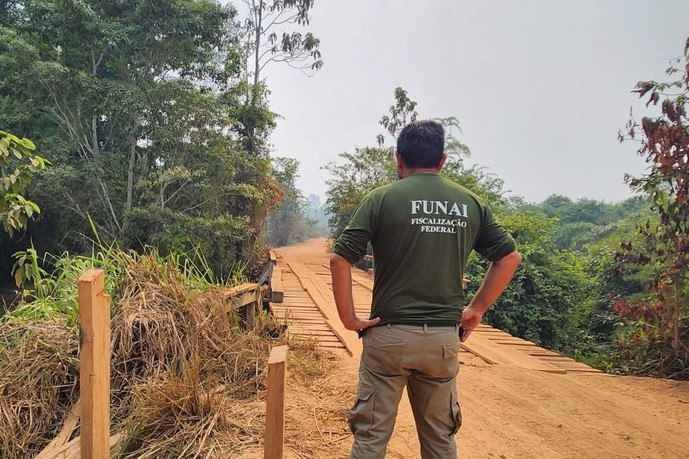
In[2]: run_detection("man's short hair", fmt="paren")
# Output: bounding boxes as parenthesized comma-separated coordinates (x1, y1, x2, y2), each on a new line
(396, 120, 445, 169)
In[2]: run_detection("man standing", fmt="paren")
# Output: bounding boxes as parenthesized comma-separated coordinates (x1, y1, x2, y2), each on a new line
(330, 120, 521, 458)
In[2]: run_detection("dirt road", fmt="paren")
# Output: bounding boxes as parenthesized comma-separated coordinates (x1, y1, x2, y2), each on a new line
(274, 238, 689, 459)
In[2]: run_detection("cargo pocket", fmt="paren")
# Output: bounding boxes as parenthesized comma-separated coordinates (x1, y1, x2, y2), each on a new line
(348, 384, 375, 439)
(439, 343, 459, 378)
(450, 391, 462, 435)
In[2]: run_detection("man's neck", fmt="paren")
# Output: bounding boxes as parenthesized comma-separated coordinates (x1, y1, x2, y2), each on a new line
(399, 167, 439, 179)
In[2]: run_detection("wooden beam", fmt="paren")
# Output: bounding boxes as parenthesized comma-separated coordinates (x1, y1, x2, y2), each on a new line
(224, 283, 260, 309)
(325, 263, 375, 292)
(298, 277, 333, 321)
(461, 332, 566, 374)
(40, 433, 121, 459)
(350, 271, 374, 292)
(264, 345, 289, 459)
(287, 262, 311, 290)
(35, 401, 81, 459)
(78, 269, 111, 459)
(270, 265, 284, 303)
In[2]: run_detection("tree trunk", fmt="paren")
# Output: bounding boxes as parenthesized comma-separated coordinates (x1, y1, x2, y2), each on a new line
(253, 0, 263, 90)
(126, 115, 139, 214)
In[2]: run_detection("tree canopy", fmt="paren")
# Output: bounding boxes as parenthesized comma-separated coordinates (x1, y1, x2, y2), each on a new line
(0, 0, 289, 278)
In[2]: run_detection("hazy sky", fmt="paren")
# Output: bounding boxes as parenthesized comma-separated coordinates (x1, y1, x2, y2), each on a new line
(261, 0, 689, 204)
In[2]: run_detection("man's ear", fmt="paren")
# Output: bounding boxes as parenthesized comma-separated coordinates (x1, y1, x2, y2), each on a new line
(437, 152, 448, 172)
(395, 151, 404, 168)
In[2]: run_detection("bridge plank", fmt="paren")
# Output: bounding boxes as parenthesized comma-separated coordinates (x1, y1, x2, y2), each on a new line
(287, 262, 362, 357)
(461, 332, 567, 374)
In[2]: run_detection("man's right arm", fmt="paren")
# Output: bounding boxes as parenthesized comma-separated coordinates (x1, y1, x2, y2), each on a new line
(330, 194, 379, 333)
(330, 253, 380, 332)
(460, 249, 521, 342)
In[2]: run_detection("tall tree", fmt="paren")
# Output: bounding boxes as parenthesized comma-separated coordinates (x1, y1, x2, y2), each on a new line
(237, 0, 322, 156)
(324, 146, 398, 238)
(0, 0, 280, 276)
(2, 0, 240, 237)
(241, 0, 322, 88)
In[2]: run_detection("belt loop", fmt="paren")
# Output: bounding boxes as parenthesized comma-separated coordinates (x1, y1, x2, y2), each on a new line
(423, 323, 428, 333)
(386, 323, 391, 329)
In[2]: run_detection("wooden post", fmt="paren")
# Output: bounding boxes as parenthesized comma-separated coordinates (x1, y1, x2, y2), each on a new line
(269, 266, 284, 303)
(246, 297, 258, 329)
(264, 345, 288, 459)
(79, 269, 111, 459)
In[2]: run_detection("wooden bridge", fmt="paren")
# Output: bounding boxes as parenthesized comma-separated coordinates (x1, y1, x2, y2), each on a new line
(269, 253, 600, 375)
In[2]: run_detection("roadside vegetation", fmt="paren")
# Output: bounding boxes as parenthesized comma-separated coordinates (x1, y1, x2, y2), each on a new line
(0, 242, 327, 458)
(0, 1, 327, 456)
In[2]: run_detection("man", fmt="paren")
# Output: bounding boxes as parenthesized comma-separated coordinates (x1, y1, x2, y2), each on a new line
(330, 119, 521, 458)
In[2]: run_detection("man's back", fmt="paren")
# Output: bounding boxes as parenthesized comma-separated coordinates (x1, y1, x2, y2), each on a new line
(334, 173, 515, 326)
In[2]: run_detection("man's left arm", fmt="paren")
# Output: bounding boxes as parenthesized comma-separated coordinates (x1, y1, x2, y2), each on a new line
(460, 249, 521, 342)
(330, 253, 380, 332)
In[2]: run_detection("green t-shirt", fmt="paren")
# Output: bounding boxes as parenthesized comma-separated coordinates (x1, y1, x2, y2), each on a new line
(333, 173, 516, 325)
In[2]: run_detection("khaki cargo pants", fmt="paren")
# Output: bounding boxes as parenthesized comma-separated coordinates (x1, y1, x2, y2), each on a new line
(348, 324, 462, 459)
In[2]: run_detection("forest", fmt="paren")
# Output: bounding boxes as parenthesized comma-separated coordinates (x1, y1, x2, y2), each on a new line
(1, 0, 688, 383)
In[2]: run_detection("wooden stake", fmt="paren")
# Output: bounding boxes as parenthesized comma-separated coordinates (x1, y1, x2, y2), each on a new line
(79, 269, 111, 459)
(264, 345, 288, 459)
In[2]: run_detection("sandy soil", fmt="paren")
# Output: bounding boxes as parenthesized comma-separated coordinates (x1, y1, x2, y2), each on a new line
(269, 238, 689, 459)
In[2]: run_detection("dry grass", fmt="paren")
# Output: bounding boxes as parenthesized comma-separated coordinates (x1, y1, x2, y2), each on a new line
(107, 254, 289, 457)
(282, 371, 354, 458)
(117, 360, 256, 458)
(115, 335, 334, 458)
(0, 319, 79, 459)
(0, 249, 332, 459)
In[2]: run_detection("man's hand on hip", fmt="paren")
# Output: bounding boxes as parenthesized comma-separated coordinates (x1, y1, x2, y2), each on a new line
(459, 250, 521, 342)
(330, 253, 381, 334)
(343, 316, 380, 333)
(459, 305, 483, 342)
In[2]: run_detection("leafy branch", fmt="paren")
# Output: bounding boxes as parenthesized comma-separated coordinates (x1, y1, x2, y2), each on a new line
(0, 130, 49, 237)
